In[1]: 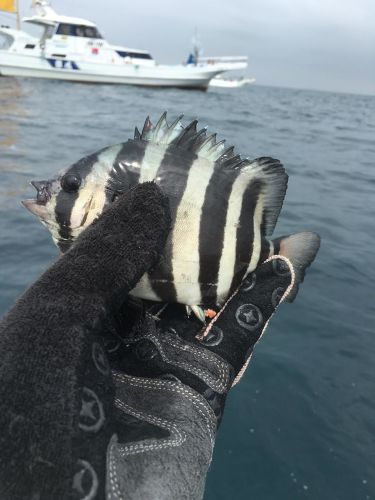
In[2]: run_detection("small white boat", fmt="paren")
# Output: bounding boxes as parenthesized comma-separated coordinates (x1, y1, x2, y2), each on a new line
(209, 75, 255, 88)
(0, 1, 248, 90)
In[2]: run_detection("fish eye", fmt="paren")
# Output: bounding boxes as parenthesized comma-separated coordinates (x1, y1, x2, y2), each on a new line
(61, 173, 81, 193)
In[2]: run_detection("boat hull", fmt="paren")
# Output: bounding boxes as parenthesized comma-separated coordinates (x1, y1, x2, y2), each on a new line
(0, 51, 222, 89)
(210, 77, 255, 88)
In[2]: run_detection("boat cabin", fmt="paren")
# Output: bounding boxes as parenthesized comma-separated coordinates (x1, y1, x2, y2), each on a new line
(55, 23, 102, 39)
(1, 5, 154, 67)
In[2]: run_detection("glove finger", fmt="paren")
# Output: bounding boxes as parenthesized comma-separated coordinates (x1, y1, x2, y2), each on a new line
(60, 182, 171, 302)
(197, 256, 294, 383)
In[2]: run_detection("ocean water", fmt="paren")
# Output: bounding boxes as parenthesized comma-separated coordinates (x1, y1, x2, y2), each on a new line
(0, 77, 374, 500)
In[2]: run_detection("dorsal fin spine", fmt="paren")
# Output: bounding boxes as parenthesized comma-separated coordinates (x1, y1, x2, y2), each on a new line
(209, 139, 225, 151)
(207, 139, 226, 160)
(134, 127, 141, 140)
(215, 145, 236, 165)
(171, 120, 198, 150)
(162, 114, 184, 143)
(221, 155, 242, 169)
(141, 116, 152, 140)
(152, 111, 168, 143)
(190, 128, 208, 151)
(134, 114, 246, 166)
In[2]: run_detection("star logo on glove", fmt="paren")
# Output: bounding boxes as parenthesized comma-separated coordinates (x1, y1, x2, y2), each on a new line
(235, 304, 263, 331)
(242, 272, 257, 292)
(79, 387, 105, 433)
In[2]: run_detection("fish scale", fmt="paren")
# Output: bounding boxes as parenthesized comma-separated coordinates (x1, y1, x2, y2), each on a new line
(22, 113, 321, 319)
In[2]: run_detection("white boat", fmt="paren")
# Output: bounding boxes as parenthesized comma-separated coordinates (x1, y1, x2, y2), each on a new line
(209, 75, 256, 88)
(0, 1, 248, 90)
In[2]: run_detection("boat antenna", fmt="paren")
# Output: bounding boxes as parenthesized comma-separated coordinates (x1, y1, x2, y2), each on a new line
(192, 27, 202, 65)
(15, 0, 20, 29)
(31, 0, 52, 16)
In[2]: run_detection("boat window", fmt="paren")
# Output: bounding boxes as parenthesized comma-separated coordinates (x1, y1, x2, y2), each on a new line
(84, 27, 99, 38)
(84, 26, 102, 38)
(75, 26, 85, 37)
(116, 50, 153, 60)
(56, 23, 72, 36)
(56, 23, 102, 38)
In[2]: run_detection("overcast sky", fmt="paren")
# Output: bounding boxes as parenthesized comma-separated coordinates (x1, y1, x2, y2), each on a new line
(2, 0, 374, 95)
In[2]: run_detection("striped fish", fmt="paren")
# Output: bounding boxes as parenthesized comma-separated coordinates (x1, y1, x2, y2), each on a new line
(22, 113, 320, 320)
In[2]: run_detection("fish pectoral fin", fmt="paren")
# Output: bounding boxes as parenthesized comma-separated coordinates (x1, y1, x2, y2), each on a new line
(186, 305, 206, 323)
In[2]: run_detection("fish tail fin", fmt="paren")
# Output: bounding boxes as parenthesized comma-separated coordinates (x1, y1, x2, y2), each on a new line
(239, 157, 288, 236)
(271, 231, 321, 302)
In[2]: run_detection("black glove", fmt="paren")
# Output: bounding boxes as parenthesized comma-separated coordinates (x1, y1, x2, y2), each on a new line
(0, 183, 171, 500)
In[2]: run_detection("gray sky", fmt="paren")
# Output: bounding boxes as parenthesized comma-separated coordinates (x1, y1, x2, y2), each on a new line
(4, 0, 375, 95)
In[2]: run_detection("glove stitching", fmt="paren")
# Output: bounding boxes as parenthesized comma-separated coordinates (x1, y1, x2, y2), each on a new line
(232, 255, 295, 386)
(113, 373, 216, 442)
(108, 440, 124, 500)
(198, 255, 294, 341)
(147, 309, 228, 376)
(232, 353, 253, 387)
(115, 398, 186, 455)
(162, 332, 230, 380)
(147, 333, 229, 393)
(123, 377, 215, 443)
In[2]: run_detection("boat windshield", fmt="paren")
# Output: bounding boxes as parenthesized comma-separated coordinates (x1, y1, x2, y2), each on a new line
(116, 50, 153, 60)
(56, 23, 102, 39)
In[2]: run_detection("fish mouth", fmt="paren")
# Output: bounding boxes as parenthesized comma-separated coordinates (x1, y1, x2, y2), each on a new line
(21, 180, 52, 219)
(21, 199, 49, 219)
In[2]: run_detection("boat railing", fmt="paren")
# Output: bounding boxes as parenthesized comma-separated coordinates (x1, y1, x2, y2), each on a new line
(197, 55, 248, 65)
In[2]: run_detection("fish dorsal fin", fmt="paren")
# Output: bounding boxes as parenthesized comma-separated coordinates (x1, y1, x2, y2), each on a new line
(152, 111, 169, 142)
(141, 116, 153, 140)
(134, 127, 141, 140)
(134, 114, 288, 235)
(135, 113, 238, 162)
(175, 119, 198, 147)
(220, 154, 242, 169)
(138, 112, 184, 145)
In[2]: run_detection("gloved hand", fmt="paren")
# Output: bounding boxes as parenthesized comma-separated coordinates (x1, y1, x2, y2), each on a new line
(0, 180, 307, 500)
(0, 182, 171, 500)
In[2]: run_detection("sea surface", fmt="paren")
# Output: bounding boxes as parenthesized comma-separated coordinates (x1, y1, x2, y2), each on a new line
(0, 77, 374, 500)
